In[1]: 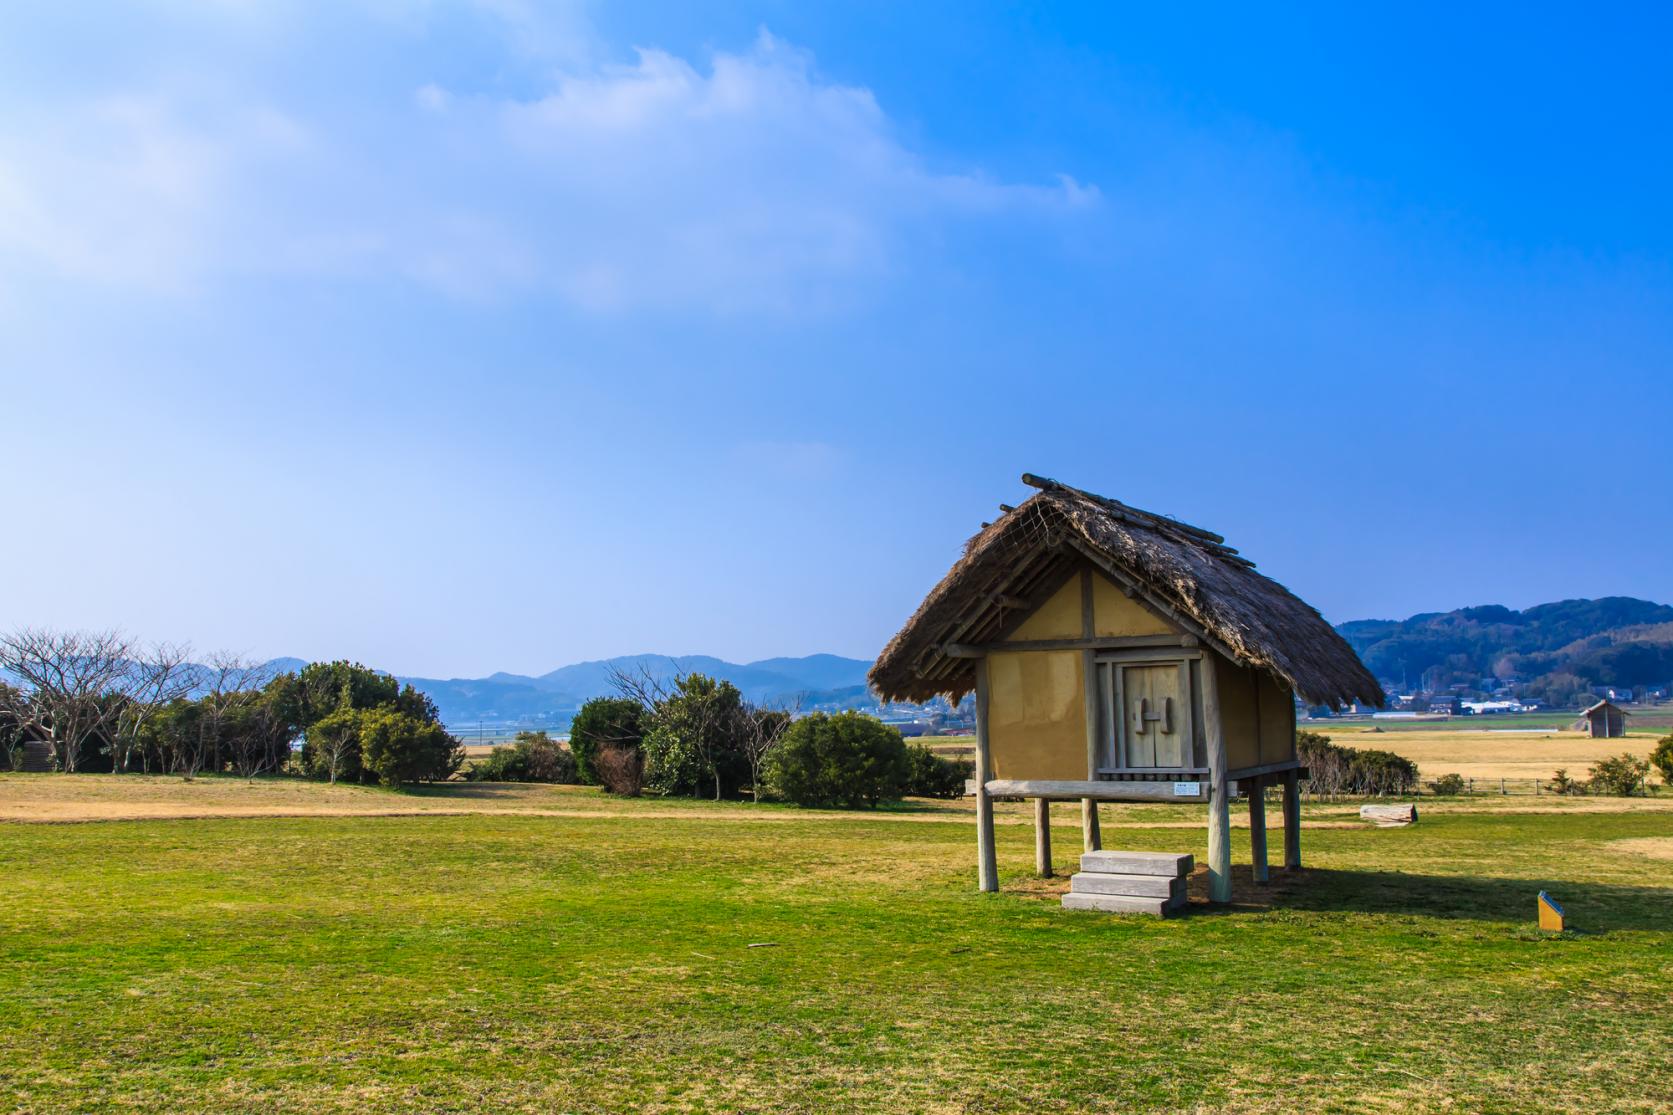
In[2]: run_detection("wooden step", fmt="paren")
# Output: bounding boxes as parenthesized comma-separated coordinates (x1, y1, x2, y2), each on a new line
(1070, 872, 1186, 902)
(1062, 891, 1173, 917)
(1079, 850, 1194, 877)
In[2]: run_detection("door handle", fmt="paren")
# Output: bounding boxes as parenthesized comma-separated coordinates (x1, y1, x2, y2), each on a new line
(1132, 697, 1150, 736)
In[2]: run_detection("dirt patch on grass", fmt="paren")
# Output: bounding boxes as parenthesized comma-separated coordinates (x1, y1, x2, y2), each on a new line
(1610, 837, 1673, 861)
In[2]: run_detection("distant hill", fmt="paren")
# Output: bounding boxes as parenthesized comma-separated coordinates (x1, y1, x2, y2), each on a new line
(1337, 597, 1673, 698)
(399, 653, 874, 725)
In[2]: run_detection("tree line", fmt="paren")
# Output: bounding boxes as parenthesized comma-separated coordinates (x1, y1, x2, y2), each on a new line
(1, 629, 969, 807)
(478, 667, 971, 807)
(0, 628, 460, 785)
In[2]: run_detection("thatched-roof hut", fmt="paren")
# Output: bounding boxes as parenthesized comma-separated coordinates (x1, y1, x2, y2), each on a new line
(871, 474, 1384, 908)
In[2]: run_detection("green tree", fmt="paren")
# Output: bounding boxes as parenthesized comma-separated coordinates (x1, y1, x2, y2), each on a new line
(1588, 753, 1650, 796)
(567, 697, 645, 785)
(765, 711, 910, 808)
(903, 744, 970, 799)
(359, 708, 461, 786)
(468, 730, 576, 784)
(640, 674, 749, 800)
(304, 704, 366, 784)
(1651, 735, 1673, 789)
(278, 661, 402, 732)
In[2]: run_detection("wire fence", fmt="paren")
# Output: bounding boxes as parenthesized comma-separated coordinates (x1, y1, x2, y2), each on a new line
(448, 724, 570, 748)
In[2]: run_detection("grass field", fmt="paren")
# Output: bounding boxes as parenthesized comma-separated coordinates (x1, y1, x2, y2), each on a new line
(1301, 726, 1666, 784)
(3, 775, 1671, 1113)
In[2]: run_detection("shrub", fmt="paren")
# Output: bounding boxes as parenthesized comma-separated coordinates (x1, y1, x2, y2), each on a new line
(568, 698, 645, 785)
(1349, 749, 1420, 796)
(1651, 735, 1673, 789)
(1428, 773, 1466, 796)
(594, 743, 644, 797)
(468, 731, 578, 784)
(1548, 768, 1585, 795)
(1588, 753, 1650, 797)
(765, 711, 910, 808)
(360, 708, 462, 786)
(904, 744, 971, 799)
(1298, 731, 1418, 797)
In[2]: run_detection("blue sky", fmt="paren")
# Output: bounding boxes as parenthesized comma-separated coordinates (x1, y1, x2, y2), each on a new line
(2, 2, 1669, 677)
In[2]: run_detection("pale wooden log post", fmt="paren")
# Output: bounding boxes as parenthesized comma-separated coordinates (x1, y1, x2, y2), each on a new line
(1248, 774, 1269, 884)
(1034, 797, 1052, 876)
(1282, 768, 1302, 869)
(974, 657, 998, 893)
(1080, 578, 1103, 853)
(1201, 653, 1233, 903)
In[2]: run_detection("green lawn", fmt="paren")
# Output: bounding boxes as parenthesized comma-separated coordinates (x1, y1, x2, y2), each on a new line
(3, 780, 1671, 1113)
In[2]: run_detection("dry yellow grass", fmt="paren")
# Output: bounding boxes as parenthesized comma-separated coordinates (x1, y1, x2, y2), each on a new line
(1610, 837, 1673, 860)
(1313, 726, 1661, 783)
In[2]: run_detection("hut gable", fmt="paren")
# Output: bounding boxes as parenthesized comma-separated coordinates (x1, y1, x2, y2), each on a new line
(870, 474, 1384, 709)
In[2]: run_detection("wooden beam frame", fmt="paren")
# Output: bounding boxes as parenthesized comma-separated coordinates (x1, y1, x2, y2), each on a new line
(984, 779, 1215, 803)
(1282, 769, 1302, 870)
(1080, 568, 1102, 852)
(943, 633, 1200, 657)
(1064, 539, 1245, 666)
(974, 658, 998, 893)
(1201, 652, 1233, 904)
(1034, 798, 1052, 877)
(1227, 759, 1307, 782)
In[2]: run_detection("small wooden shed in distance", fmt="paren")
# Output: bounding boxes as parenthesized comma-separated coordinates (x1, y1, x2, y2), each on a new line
(870, 475, 1384, 904)
(1578, 699, 1629, 739)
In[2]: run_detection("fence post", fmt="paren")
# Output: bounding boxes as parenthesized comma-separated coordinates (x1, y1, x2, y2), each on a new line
(1500, 778, 1506, 795)
(1468, 778, 1474, 794)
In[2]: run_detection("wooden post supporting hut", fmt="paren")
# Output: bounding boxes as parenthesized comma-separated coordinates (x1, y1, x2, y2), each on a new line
(869, 475, 1383, 907)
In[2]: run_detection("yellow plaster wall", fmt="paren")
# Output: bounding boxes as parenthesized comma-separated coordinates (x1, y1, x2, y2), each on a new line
(1210, 653, 1297, 770)
(1257, 671, 1298, 765)
(986, 650, 1087, 780)
(1212, 654, 1263, 770)
(1006, 577, 1082, 640)
(1091, 574, 1176, 637)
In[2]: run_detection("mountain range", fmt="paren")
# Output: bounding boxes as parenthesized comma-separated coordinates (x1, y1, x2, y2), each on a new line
(211, 597, 1670, 726)
(394, 653, 874, 725)
(1337, 596, 1673, 699)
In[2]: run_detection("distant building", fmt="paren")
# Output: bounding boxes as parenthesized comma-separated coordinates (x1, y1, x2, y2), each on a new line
(1427, 695, 1461, 715)
(1578, 699, 1629, 738)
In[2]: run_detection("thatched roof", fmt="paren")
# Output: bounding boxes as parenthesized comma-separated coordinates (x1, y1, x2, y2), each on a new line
(870, 475, 1384, 709)
(1581, 699, 1628, 716)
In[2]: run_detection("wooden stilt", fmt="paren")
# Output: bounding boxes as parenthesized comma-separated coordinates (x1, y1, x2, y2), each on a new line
(974, 657, 998, 893)
(1034, 797, 1053, 876)
(1248, 774, 1269, 884)
(1282, 768, 1302, 870)
(1202, 654, 1232, 904)
(1082, 798, 1102, 852)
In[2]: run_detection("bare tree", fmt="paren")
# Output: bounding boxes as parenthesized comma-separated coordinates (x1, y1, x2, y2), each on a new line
(0, 628, 133, 772)
(197, 653, 273, 777)
(608, 663, 749, 801)
(605, 661, 672, 712)
(225, 688, 292, 779)
(740, 699, 798, 802)
(0, 682, 32, 771)
(112, 641, 194, 774)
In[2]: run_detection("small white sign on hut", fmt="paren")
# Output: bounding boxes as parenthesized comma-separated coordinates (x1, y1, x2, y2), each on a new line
(869, 474, 1384, 905)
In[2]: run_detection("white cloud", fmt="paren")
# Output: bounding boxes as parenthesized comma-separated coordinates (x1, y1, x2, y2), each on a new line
(0, 20, 1095, 312)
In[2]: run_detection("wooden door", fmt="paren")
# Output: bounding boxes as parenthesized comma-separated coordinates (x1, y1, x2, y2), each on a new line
(1119, 662, 1190, 769)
